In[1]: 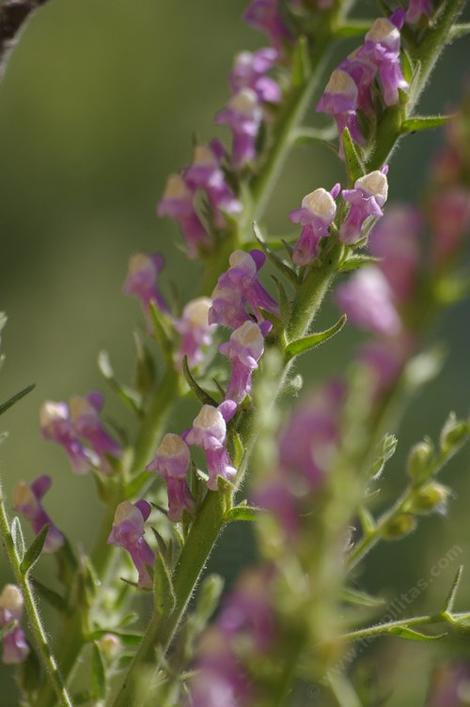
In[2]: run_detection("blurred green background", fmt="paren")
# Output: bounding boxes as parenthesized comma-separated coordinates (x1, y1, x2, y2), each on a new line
(0, 0, 469, 704)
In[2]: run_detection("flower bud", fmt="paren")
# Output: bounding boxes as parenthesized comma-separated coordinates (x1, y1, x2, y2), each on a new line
(408, 482, 450, 515)
(440, 413, 469, 455)
(382, 513, 417, 540)
(98, 633, 122, 661)
(407, 440, 434, 483)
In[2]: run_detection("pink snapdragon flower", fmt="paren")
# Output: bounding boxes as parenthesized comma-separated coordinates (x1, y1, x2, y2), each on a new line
(215, 89, 263, 168)
(406, 0, 433, 24)
(209, 250, 278, 332)
(340, 169, 389, 244)
(185, 402, 237, 490)
(13, 475, 64, 553)
(69, 392, 121, 473)
(40, 401, 97, 474)
(0, 585, 29, 665)
(219, 321, 264, 403)
(336, 266, 402, 336)
(108, 500, 154, 589)
(147, 434, 194, 522)
(243, 0, 292, 50)
(123, 252, 168, 315)
(316, 68, 363, 146)
(363, 17, 408, 106)
(174, 297, 215, 369)
(230, 48, 281, 103)
(289, 184, 340, 265)
(158, 174, 209, 256)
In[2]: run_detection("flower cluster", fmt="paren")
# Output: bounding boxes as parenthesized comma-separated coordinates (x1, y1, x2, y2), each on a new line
(0, 585, 29, 665)
(13, 475, 64, 553)
(317, 13, 408, 151)
(174, 297, 215, 370)
(123, 252, 168, 321)
(40, 392, 121, 475)
(108, 500, 154, 589)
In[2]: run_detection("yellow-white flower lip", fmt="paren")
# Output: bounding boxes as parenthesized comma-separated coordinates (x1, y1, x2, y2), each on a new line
(234, 50, 254, 67)
(193, 404, 223, 431)
(0, 584, 23, 616)
(366, 18, 399, 44)
(192, 145, 217, 167)
(231, 321, 264, 353)
(157, 433, 189, 459)
(183, 297, 212, 327)
(113, 500, 140, 526)
(229, 88, 259, 114)
(128, 253, 153, 275)
(325, 68, 357, 97)
(356, 170, 389, 202)
(69, 396, 94, 422)
(40, 401, 67, 426)
(163, 174, 191, 200)
(12, 481, 36, 509)
(229, 249, 256, 273)
(301, 188, 337, 221)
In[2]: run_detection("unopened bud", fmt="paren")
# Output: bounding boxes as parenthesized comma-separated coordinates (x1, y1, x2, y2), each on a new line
(97, 633, 122, 660)
(409, 482, 450, 514)
(382, 513, 417, 540)
(407, 440, 434, 483)
(440, 413, 469, 455)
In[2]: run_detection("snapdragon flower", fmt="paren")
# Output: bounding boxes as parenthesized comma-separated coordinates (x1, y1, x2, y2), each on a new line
(406, 0, 433, 24)
(158, 174, 209, 256)
(209, 250, 278, 332)
(336, 266, 402, 336)
(185, 402, 237, 490)
(230, 48, 281, 103)
(243, 0, 292, 50)
(40, 401, 97, 474)
(215, 89, 263, 169)
(340, 168, 389, 244)
(123, 252, 168, 316)
(363, 16, 408, 107)
(316, 68, 364, 146)
(289, 184, 340, 265)
(174, 297, 215, 369)
(69, 392, 121, 473)
(0, 585, 29, 665)
(108, 500, 154, 589)
(147, 434, 194, 522)
(219, 321, 264, 403)
(13, 475, 64, 553)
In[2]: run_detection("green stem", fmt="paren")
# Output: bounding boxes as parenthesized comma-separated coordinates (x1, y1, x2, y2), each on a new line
(340, 612, 444, 643)
(0, 479, 73, 707)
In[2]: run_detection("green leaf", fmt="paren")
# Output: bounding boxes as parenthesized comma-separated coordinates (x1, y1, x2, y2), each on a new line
(182, 356, 218, 406)
(342, 127, 365, 184)
(290, 36, 311, 88)
(450, 22, 470, 40)
(444, 565, 464, 614)
(148, 301, 173, 359)
(98, 350, 142, 415)
(225, 505, 263, 523)
(369, 433, 398, 480)
(0, 312, 7, 333)
(11, 516, 25, 561)
(401, 115, 453, 133)
(341, 587, 385, 608)
(387, 626, 447, 641)
(87, 629, 143, 647)
(30, 578, 68, 613)
(285, 314, 347, 360)
(20, 524, 49, 575)
(335, 20, 372, 37)
(339, 253, 381, 272)
(0, 383, 35, 417)
(91, 642, 106, 700)
(153, 553, 176, 617)
(253, 222, 299, 285)
(133, 332, 156, 395)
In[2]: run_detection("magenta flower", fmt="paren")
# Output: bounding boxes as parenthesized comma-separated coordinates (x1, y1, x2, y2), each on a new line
(253, 475, 300, 537)
(215, 89, 263, 169)
(406, 0, 433, 24)
(184, 143, 242, 226)
(340, 169, 389, 244)
(147, 434, 194, 522)
(289, 185, 340, 265)
(174, 297, 215, 370)
(185, 402, 237, 490)
(336, 266, 402, 336)
(243, 0, 292, 50)
(339, 47, 376, 115)
(430, 188, 470, 265)
(209, 250, 279, 332)
(123, 252, 168, 316)
(13, 475, 64, 553)
(219, 321, 264, 403)
(108, 500, 154, 589)
(40, 401, 97, 474)
(230, 48, 281, 103)
(360, 335, 412, 396)
(158, 174, 210, 256)
(0, 585, 29, 665)
(69, 392, 121, 473)
(426, 662, 470, 707)
(363, 17, 408, 106)
(316, 68, 364, 147)
(369, 205, 422, 302)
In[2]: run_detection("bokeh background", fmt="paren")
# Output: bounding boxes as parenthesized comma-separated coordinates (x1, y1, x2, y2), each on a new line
(0, 0, 469, 704)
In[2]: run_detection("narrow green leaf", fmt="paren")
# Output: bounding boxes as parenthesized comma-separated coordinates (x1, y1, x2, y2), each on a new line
(335, 20, 372, 37)
(91, 643, 106, 700)
(20, 525, 49, 575)
(450, 22, 470, 40)
(97, 350, 142, 415)
(342, 127, 365, 184)
(444, 565, 464, 614)
(290, 36, 311, 88)
(341, 587, 385, 608)
(285, 314, 347, 360)
(182, 356, 218, 406)
(387, 626, 446, 641)
(253, 222, 299, 285)
(87, 629, 143, 647)
(225, 505, 263, 523)
(402, 115, 453, 133)
(0, 383, 35, 417)
(30, 578, 68, 613)
(149, 301, 173, 359)
(369, 433, 398, 480)
(133, 332, 156, 395)
(339, 253, 381, 272)
(194, 574, 224, 624)
(11, 516, 25, 561)
(154, 553, 176, 616)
